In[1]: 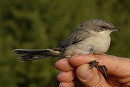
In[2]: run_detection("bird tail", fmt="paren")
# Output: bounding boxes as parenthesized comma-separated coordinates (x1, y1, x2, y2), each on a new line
(13, 49, 61, 62)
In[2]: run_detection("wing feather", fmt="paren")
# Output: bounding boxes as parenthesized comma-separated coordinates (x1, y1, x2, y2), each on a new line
(57, 24, 90, 48)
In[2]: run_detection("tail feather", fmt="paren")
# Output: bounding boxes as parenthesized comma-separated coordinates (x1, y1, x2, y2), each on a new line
(19, 54, 50, 61)
(13, 49, 49, 54)
(13, 49, 60, 62)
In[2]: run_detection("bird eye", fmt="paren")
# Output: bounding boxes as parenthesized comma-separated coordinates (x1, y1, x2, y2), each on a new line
(101, 26, 108, 30)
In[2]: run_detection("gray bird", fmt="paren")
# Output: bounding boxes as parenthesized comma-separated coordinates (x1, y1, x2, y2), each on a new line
(13, 19, 120, 77)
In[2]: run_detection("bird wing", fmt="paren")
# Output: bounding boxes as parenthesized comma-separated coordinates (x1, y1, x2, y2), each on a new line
(56, 24, 90, 48)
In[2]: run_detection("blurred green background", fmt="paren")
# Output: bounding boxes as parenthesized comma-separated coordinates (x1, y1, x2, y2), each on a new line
(0, 0, 129, 87)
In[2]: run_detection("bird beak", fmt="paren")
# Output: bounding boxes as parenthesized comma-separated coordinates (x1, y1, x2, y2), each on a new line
(112, 27, 120, 31)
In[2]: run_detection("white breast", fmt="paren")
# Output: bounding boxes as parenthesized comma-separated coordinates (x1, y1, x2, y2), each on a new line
(65, 30, 111, 57)
(86, 30, 111, 54)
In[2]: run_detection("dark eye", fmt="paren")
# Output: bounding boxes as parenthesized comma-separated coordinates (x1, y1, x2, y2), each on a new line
(101, 26, 108, 30)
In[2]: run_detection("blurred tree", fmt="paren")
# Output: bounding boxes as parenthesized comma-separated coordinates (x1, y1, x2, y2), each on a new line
(0, 0, 129, 87)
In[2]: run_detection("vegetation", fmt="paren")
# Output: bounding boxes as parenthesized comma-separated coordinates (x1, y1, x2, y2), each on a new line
(0, 0, 129, 87)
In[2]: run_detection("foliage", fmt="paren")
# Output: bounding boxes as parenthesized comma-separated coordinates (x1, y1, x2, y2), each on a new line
(0, 0, 129, 87)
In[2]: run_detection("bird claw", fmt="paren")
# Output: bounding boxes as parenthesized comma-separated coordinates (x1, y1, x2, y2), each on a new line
(88, 60, 108, 77)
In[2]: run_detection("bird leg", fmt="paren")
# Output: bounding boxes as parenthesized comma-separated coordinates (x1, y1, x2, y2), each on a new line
(88, 60, 108, 77)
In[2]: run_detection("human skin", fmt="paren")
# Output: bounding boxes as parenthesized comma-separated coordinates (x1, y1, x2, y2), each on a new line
(55, 55, 130, 87)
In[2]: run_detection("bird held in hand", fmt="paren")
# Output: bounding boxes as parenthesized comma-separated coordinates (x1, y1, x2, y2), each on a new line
(13, 19, 120, 77)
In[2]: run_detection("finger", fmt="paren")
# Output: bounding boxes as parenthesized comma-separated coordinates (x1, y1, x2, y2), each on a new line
(55, 58, 75, 71)
(106, 75, 122, 86)
(59, 82, 74, 87)
(68, 55, 96, 67)
(57, 71, 76, 82)
(69, 54, 130, 77)
(76, 64, 109, 87)
(95, 55, 130, 77)
(118, 77, 130, 83)
(121, 82, 130, 87)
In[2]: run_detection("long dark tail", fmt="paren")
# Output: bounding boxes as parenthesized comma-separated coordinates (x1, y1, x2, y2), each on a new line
(13, 49, 61, 62)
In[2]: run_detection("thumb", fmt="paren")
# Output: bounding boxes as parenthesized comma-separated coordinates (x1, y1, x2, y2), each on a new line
(76, 64, 109, 87)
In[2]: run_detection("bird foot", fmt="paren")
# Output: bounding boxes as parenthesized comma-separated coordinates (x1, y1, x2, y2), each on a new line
(88, 60, 108, 77)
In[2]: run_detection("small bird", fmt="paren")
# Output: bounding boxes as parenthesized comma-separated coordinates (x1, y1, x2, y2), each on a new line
(13, 19, 120, 77)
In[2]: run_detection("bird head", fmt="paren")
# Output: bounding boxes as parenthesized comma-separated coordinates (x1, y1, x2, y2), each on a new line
(83, 19, 120, 36)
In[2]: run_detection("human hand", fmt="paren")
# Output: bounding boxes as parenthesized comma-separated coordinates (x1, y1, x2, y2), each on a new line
(55, 55, 130, 87)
